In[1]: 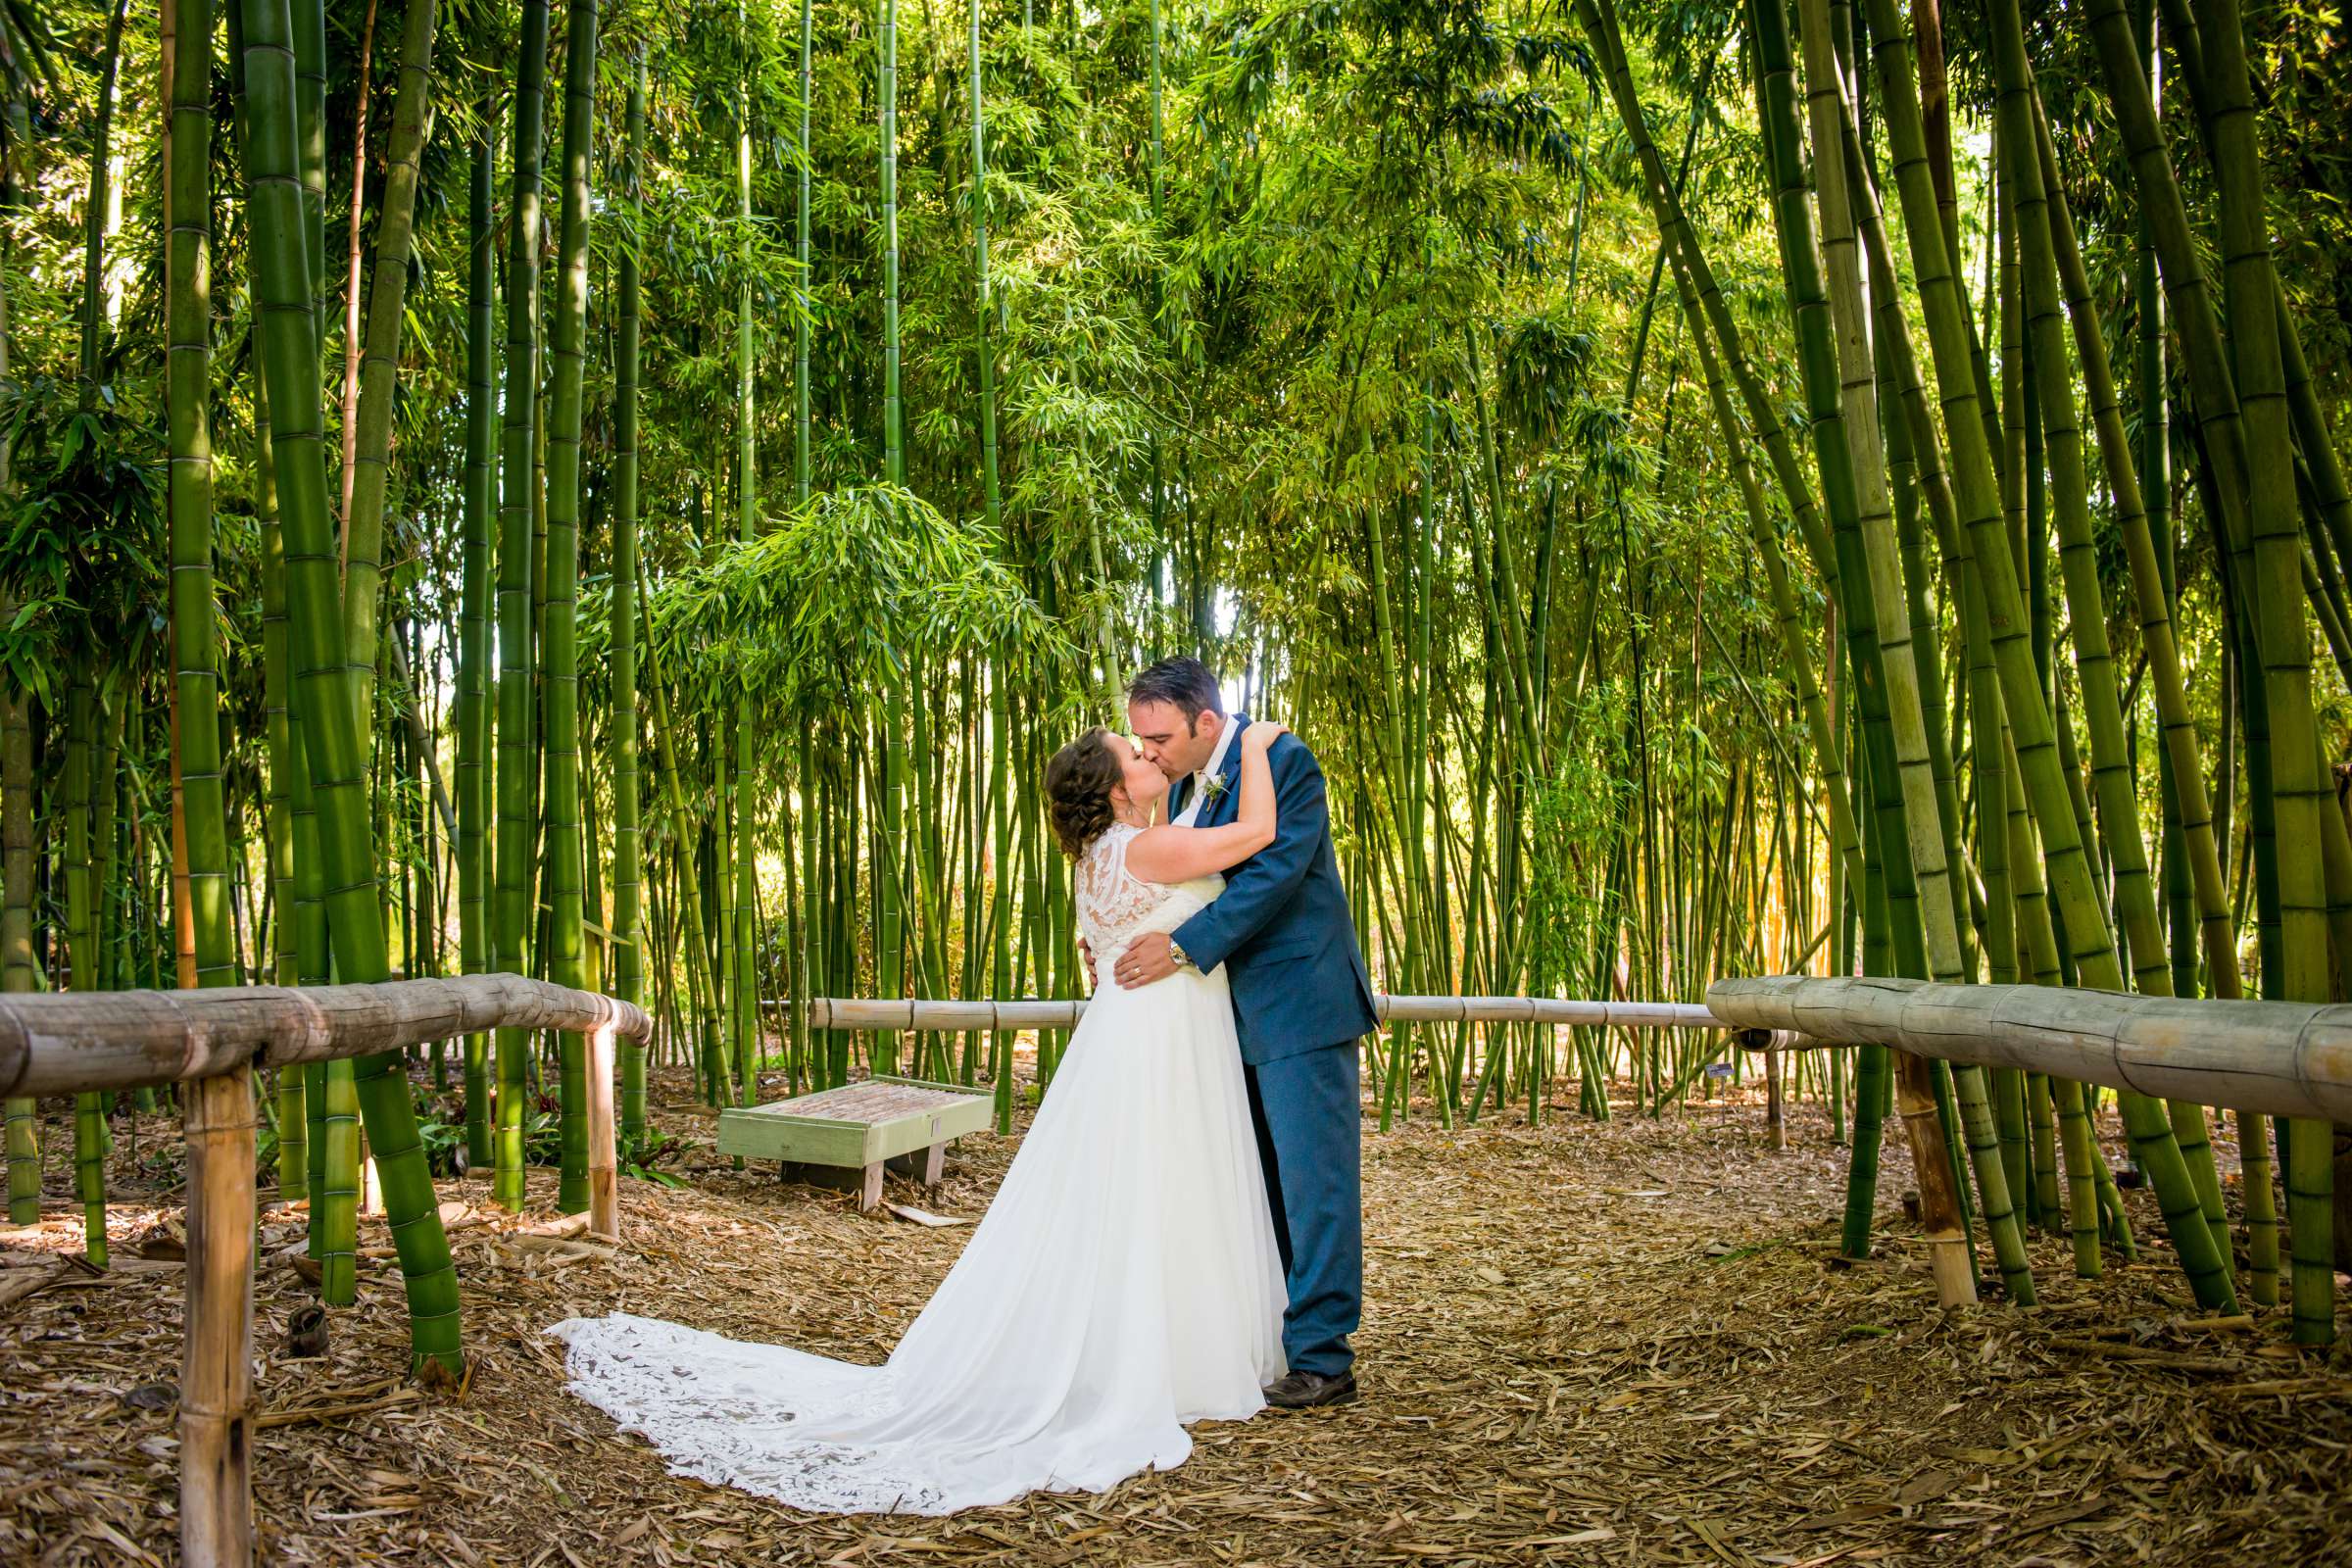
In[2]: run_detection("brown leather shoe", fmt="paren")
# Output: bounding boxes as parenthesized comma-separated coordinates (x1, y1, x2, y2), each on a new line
(1264, 1369, 1357, 1409)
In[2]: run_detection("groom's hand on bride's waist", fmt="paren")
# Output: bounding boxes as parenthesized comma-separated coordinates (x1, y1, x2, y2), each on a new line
(1113, 931, 1180, 989)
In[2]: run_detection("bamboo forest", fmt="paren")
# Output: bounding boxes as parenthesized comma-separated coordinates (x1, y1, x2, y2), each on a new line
(3, 0, 2352, 1555)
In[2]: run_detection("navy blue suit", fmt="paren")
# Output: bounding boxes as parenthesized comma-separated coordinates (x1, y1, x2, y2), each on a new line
(1171, 715, 1375, 1379)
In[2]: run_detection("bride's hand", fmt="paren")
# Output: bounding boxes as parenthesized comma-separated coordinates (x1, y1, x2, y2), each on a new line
(1242, 720, 1289, 756)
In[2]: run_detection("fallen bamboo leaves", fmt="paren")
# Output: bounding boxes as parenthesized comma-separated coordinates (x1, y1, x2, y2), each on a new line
(3, 1070, 2348, 1565)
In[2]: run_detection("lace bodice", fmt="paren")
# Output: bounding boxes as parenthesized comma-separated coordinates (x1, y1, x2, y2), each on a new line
(1076, 824, 1223, 968)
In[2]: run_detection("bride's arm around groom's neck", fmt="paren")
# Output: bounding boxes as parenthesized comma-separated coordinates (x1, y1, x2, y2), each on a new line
(1170, 732, 1327, 974)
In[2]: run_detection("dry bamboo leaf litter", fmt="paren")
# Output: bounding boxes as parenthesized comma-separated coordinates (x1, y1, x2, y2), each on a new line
(0, 1073, 2347, 1565)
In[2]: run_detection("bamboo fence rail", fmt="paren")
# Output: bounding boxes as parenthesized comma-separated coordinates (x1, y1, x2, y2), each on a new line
(778, 995, 1730, 1032)
(1709, 974, 2352, 1124)
(797, 985, 2352, 1179)
(9, 975, 651, 1568)
(0, 974, 649, 1099)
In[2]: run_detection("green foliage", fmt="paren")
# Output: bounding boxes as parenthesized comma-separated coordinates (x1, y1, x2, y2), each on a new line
(647, 483, 1060, 721)
(0, 385, 162, 699)
(8, 0, 2352, 1291)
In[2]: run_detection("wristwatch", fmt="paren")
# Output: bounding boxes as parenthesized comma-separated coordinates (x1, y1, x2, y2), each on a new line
(1167, 938, 1194, 971)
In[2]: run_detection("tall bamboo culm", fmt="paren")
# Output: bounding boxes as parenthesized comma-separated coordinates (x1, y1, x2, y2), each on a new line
(493, 0, 553, 1213)
(237, 0, 466, 1373)
(456, 90, 497, 1171)
(167, 1, 257, 1547)
(2189, 0, 2333, 1344)
(613, 63, 647, 1155)
(543, 0, 602, 1212)
(1856, 0, 2236, 1310)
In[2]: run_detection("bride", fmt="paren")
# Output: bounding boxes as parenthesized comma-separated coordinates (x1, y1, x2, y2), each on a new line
(551, 719, 1295, 1514)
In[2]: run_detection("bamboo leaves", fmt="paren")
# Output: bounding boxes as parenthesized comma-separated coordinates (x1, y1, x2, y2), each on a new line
(649, 485, 1053, 726)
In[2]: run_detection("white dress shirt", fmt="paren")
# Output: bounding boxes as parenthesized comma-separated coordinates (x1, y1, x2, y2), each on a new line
(1172, 715, 1242, 827)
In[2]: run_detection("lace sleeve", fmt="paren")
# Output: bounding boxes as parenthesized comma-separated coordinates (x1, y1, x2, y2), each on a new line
(1075, 826, 1169, 959)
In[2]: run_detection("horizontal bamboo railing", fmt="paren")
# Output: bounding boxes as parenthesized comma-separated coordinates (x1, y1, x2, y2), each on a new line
(1708, 974, 2352, 1123)
(11, 976, 651, 1568)
(782, 994, 1729, 1032)
(800, 982, 2352, 1124)
(0, 972, 649, 1098)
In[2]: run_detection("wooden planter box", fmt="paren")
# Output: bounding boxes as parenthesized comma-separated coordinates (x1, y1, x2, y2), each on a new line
(715, 1075, 994, 1211)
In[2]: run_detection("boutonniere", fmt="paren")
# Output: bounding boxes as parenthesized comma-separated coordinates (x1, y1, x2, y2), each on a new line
(1200, 773, 1231, 808)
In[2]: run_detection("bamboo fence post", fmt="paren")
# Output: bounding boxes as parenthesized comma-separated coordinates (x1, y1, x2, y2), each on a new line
(179, 1064, 256, 1567)
(587, 1020, 618, 1241)
(7, 975, 653, 1568)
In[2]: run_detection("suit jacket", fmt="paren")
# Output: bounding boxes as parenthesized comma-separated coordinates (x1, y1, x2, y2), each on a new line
(1169, 714, 1379, 1065)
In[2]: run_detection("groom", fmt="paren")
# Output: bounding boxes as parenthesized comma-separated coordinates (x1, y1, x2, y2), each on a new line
(1113, 656, 1378, 1409)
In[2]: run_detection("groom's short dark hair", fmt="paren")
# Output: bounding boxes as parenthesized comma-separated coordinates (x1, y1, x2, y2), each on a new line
(1127, 657, 1224, 727)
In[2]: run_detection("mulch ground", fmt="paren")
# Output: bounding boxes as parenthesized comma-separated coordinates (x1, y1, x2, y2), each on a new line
(4, 1061, 2350, 1567)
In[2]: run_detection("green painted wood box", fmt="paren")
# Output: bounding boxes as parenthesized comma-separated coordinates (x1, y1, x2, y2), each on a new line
(715, 1075, 993, 1210)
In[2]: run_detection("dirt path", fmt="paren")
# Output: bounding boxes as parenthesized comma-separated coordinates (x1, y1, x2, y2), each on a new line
(4, 1077, 2347, 1565)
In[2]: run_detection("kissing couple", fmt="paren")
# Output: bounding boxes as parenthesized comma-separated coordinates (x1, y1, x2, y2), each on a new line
(553, 655, 1380, 1514)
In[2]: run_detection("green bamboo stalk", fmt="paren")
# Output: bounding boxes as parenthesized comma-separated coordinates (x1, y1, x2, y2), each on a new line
(457, 90, 496, 1172)
(2127, 0, 2268, 1281)
(165, 0, 234, 1015)
(639, 559, 734, 1106)
(1880, 311, 1973, 980)
(0, 683, 31, 1225)
(733, 732, 758, 1102)
(2131, 3, 2196, 1017)
(2014, 91, 2265, 1295)
(795, 0, 811, 505)
(2027, 1072, 2061, 1227)
(613, 62, 646, 1154)
(1856, 0, 2235, 1310)
(292, 0, 322, 346)
(238, 0, 464, 1372)
(879, 0, 902, 484)
(2082, 0, 2253, 548)
(2189, 0, 2332, 1343)
(318, 1046, 359, 1303)
(493, 0, 552, 1213)
(0, 84, 29, 1224)
(1989, 0, 2232, 1269)
(800, 723, 826, 1089)
(2279, 300, 2352, 588)
(1797, 0, 2024, 1300)
(542, 0, 600, 1212)
(90, 698, 121, 1010)
(1847, 796, 1892, 1258)
(337, 0, 438, 733)
(64, 684, 105, 1266)
(734, 0, 760, 1110)
(294, 725, 331, 1244)
(227, 0, 308, 1201)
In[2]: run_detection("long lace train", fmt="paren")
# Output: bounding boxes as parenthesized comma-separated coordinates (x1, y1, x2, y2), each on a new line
(550, 825, 1286, 1514)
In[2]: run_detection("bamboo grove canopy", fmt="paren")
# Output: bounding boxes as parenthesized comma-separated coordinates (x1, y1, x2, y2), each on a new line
(3, 0, 2351, 1403)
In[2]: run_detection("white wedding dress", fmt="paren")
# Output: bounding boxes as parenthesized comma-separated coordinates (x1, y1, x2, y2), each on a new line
(550, 822, 1288, 1514)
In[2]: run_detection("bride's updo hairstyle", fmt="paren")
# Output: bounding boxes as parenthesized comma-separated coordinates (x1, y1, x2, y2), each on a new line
(1046, 728, 1126, 859)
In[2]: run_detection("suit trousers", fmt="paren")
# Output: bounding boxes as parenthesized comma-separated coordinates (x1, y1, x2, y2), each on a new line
(1243, 1040, 1362, 1379)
